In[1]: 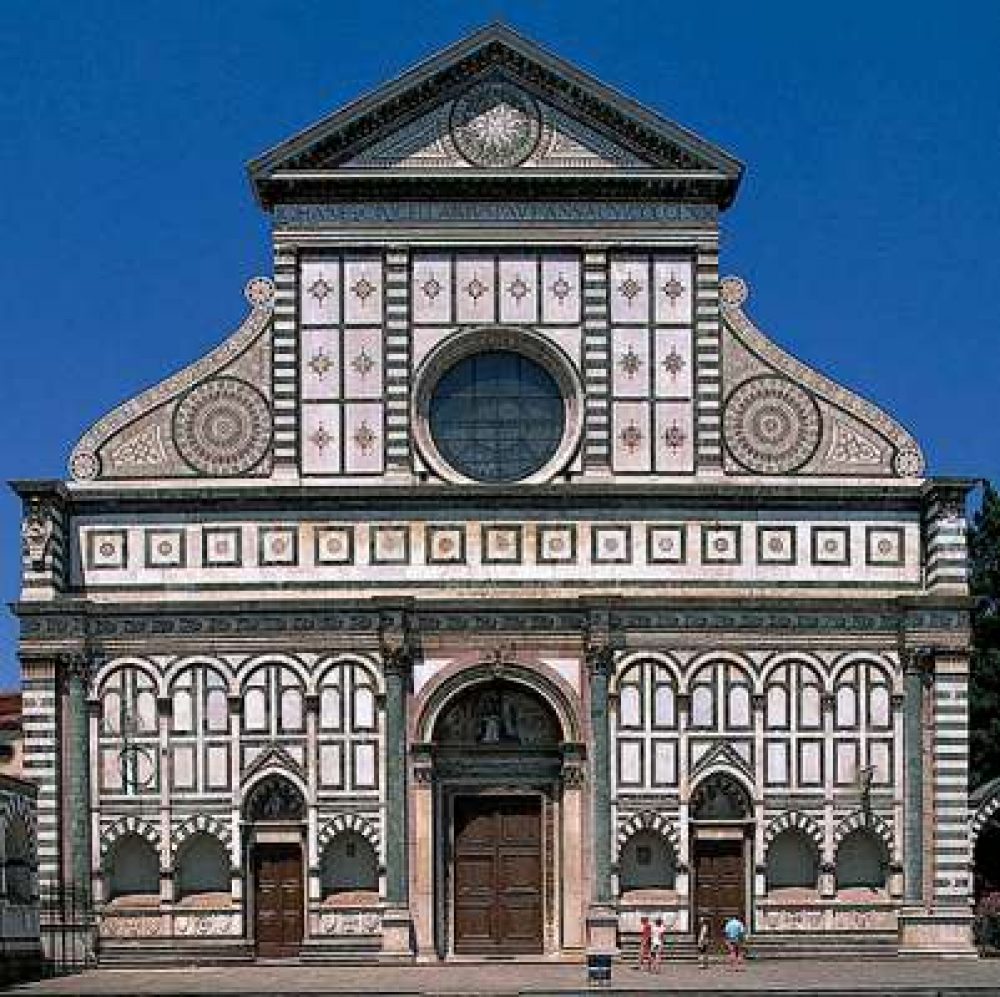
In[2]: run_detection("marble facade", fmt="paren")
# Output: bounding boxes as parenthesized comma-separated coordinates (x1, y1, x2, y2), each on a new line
(12, 25, 980, 962)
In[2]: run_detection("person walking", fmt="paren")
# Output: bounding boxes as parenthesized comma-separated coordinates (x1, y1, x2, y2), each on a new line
(696, 916, 711, 969)
(638, 916, 652, 972)
(723, 914, 746, 971)
(651, 917, 667, 973)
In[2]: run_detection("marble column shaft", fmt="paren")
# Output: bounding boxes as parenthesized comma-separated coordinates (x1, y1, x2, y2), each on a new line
(383, 654, 409, 906)
(588, 653, 613, 906)
(64, 657, 92, 899)
(903, 653, 925, 905)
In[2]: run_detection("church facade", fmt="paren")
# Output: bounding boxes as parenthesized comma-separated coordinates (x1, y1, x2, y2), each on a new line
(13, 26, 978, 962)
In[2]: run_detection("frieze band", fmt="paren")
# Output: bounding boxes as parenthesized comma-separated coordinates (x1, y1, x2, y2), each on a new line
(274, 201, 719, 227)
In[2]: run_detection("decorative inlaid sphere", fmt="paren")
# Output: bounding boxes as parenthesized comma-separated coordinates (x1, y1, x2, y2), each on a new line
(70, 450, 101, 481)
(173, 377, 272, 476)
(720, 276, 748, 307)
(892, 446, 925, 478)
(450, 83, 542, 168)
(245, 276, 274, 307)
(723, 376, 821, 474)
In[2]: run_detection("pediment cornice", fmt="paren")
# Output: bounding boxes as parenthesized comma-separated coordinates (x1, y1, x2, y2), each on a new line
(248, 24, 742, 209)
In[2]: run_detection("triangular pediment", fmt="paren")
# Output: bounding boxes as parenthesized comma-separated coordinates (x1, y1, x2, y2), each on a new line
(341, 96, 649, 171)
(249, 24, 742, 207)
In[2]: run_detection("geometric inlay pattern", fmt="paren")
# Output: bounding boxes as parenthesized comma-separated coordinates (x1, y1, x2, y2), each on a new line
(723, 375, 822, 475)
(100, 814, 160, 857)
(762, 809, 825, 857)
(616, 810, 679, 858)
(317, 813, 382, 855)
(173, 377, 272, 476)
(171, 812, 233, 850)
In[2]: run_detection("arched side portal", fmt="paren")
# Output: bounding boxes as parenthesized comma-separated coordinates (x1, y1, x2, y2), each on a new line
(242, 773, 306, 960)
(410, 664, 586, 961)
(689, 770, 755, 944)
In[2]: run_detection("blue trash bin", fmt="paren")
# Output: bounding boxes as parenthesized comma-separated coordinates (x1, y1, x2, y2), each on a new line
(586, 952, 612, 984)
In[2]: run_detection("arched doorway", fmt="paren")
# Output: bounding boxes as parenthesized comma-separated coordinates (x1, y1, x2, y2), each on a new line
(415, 669, 584, 958)
(243, 773, 306, 958)
(690, 771, 753, 941)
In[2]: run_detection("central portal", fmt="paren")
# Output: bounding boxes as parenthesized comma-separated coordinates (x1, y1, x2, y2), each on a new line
(453, 795, 543, 954)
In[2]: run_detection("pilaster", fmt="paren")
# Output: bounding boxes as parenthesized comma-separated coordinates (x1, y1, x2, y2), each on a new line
(584, 610, 617, 955)
(61, 652, 92, 900)
(379, 605, 414, 961)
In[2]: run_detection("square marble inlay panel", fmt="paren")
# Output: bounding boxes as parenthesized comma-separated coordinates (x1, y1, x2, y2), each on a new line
(612, 328, 649, 399)
(203, 527, 242, 567)
(866, 526, 904, 566)
(757, 526, 796, 565)
(456, 256, 496, 325)
(343, 256, 383, 325)
(538, 525, 576, 564)
(412, 255, 452, 325)
(145, 529, 185, 569)
(499, 256, 539, 324)
(653, 257, 693, 325)
(259, 526, 298, 567)
(541, 255, 581, 325)
(609, 256, 650, 324)
(371, 525, 409, 565)
(482, 525, 522, 564)
(315, 526, 354, 565)
(87, 529, 128, 570)
(592, 525, 631, 564)
(300, 259, 341, 326)
(427, 525, 466, 565)
(702, 525, 741, 564)
(812, 526, 850, 566)
(647, 525, 685, 564)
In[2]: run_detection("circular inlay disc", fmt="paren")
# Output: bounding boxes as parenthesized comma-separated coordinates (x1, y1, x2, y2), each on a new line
(723, 376, 821, 474)
(450, 83, 542, 168)
(173, 377, 272, 476)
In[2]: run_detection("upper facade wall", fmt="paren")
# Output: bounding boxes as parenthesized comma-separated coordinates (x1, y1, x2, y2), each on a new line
(63, 28, 923, 490)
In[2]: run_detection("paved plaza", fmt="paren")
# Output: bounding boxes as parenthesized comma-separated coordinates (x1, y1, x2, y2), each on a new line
(10, 958, 1000, 996)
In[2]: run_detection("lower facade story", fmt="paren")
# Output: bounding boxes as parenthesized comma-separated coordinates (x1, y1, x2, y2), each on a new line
(16, 610, 988, 962)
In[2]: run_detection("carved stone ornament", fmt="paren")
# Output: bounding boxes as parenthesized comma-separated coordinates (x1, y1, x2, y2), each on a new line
(435, 682, 560, 747)
(690, 773, 751, 821)
(21, 497, 54, 570)
(449, 82, 542, 167)
(561, 762, 586, 788)
(244, 774, 306, 822)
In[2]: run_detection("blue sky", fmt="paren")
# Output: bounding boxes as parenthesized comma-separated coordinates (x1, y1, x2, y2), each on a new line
(1, 1, 998, 689)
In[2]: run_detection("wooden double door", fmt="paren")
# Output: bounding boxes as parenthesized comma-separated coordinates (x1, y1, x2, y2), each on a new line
(694, 838, 746, 944)
(453, 795, 544, 954)
(254, 844, 303, 958)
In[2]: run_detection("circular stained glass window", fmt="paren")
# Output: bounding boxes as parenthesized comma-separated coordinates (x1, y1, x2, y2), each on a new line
(428, 351, 565, 483)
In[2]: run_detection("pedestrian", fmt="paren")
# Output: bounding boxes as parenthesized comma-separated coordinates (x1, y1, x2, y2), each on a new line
(697, 916, 711, 969)
(651, 916, 667, 973)
(638, 915, 652, 971)
(723, 914, 746, 971)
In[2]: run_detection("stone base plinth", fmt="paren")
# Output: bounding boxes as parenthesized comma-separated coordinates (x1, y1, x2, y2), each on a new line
(898, 907, 976, 957)
(379, 907, 414, 963)
(586, 904, 618, 956)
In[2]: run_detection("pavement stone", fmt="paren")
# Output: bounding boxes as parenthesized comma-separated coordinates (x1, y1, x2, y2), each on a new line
(8, 957, 1000, 996)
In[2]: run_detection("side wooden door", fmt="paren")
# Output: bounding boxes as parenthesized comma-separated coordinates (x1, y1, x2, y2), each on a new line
(254, 844, 304, 958)
(453, 796, 543, 954)
(694, 839, 745, 945)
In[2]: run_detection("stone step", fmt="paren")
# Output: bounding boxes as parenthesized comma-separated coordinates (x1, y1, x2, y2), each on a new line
(97, 941, 253, 967)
